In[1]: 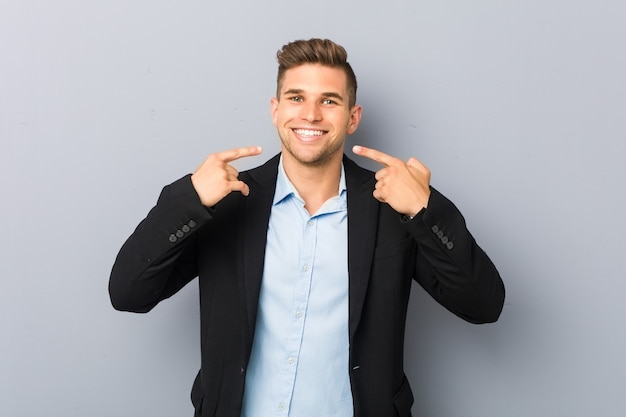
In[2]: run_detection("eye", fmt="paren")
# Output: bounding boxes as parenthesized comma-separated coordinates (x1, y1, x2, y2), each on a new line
(289, 96, 303, 102)
(322, 99, 337, 105)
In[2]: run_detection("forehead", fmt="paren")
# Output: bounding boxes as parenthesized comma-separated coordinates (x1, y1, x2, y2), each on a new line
(279, 64, 348, 95)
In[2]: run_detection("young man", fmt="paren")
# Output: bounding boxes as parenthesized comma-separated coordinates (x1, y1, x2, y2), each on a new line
(109, 38, 505, 417)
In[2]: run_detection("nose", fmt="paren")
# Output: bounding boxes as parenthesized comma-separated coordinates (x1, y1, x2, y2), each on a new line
(301, 101, 322, 123)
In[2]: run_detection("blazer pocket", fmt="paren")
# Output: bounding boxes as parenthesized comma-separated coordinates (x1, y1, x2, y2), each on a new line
(373, 237, 413, 260)
(393, 375, 415, 417)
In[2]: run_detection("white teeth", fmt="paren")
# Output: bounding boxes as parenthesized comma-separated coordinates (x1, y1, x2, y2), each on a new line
(294, 129, 325, 137)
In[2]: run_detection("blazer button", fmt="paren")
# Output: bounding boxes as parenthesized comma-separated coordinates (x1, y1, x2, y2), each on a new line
(441, 236, 448, 244)
(169, 234, 177, 243)
(176, 230, 184, 238)
(188, 220, 197, 228)
(182, 225, 190, 233)
(431, 225, 439, 234)
(446, 241, 454, 250)
(437, 231, 444, 239)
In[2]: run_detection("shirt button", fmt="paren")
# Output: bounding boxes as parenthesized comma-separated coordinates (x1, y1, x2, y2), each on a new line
(288, 357, 295, 364)
(295, 311, 302, 318)
(279, 403, 286, 411)
(303, 264, 309, 272)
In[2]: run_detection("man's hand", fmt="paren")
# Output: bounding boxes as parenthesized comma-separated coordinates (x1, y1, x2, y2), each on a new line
(352, 145, 431, 217)
(191, 146, 263, 207)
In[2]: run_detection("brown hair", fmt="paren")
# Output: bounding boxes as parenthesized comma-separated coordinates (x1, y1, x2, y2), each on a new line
(276, 38, 358, 108)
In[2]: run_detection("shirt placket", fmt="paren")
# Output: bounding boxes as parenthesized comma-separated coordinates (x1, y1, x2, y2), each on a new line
(275, 214, 317, 415)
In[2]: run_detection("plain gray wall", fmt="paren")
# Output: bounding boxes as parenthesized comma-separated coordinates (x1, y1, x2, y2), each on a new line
(2, 1, 625, 416)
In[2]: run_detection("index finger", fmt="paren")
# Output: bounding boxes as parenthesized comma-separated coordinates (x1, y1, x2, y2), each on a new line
(352, 145, 400, 167)
(216, 146, 263, 163)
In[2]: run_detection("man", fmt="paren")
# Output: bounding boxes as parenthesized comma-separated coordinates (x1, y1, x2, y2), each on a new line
(109, 38, 505, 417)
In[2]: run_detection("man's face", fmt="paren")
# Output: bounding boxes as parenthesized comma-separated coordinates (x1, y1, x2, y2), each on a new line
(271, 64, 362, 168)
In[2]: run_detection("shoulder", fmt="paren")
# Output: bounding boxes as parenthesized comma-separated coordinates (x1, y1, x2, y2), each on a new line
(239, 153, 281, 187)
(343, 154, 375, 189)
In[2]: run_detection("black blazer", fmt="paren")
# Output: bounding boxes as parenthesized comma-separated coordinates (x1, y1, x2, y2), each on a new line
(109, 154, 504, 417)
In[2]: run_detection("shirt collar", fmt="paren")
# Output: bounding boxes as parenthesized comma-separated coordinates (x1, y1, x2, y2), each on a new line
(273, 155, 347, 206)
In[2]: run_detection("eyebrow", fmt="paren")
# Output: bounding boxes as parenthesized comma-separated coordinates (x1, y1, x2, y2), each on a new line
(282, 89, 345, 103)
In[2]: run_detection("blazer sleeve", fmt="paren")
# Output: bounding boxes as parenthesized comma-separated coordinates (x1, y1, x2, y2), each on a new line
(406, 187, 505, 324)
(108, 175, 212, 313)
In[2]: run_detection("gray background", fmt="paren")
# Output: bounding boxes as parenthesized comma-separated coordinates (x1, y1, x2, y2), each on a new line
(2, 1, 625, 416)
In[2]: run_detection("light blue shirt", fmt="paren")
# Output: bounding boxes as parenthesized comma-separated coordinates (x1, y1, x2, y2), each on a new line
(241, 158, 353, 417)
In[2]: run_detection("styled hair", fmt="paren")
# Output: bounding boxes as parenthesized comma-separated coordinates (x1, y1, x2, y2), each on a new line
(276, 38, 358, 108)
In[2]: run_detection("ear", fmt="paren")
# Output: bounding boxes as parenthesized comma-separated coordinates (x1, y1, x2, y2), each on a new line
(270, 97, 279, 127)
(346, 104, 362, 134)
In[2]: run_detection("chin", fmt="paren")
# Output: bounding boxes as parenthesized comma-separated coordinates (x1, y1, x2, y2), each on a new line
(299, 151, 342, 167)
(281, 139, 344, 168)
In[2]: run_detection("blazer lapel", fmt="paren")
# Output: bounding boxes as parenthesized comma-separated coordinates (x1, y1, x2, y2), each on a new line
(240, 154, 280, 350)
(344, 156, 379, 341)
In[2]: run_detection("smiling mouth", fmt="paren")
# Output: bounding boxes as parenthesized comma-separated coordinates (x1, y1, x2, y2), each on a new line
(293, 128, 327, 139)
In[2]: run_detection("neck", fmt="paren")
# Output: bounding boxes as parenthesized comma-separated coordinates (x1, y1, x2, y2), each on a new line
(282, 154, 343, 215)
